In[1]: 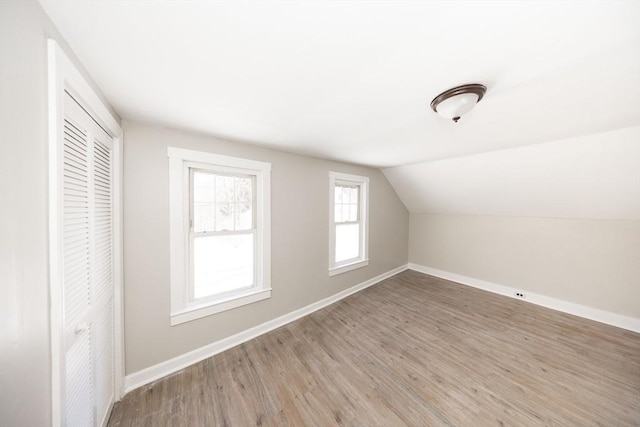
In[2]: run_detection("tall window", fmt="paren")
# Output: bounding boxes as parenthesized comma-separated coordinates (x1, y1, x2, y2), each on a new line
(329, 172, 369, 276)
(191, 170, 255, 299)
(169, 148, 271, 325)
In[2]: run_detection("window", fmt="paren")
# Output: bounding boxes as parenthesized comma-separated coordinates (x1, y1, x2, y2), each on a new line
(329, 172, 369, 276)
(168, 147, 271, 325)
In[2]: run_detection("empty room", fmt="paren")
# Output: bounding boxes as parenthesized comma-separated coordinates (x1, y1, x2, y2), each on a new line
(1, 1, 639, 426)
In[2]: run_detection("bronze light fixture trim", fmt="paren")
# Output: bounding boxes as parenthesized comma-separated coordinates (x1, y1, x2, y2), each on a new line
(430, 83, 487, 123)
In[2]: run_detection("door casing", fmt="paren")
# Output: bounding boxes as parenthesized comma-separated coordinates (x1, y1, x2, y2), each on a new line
(47, 39, 124, 427)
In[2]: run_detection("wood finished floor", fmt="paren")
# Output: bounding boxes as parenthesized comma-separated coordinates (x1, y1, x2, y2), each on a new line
(109, 270, 640, 426)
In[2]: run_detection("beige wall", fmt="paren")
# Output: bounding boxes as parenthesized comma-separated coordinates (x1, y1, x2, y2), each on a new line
(410, 213, 640, 318)
(0, 2, 120, 425)
(123, 121, 408, 374)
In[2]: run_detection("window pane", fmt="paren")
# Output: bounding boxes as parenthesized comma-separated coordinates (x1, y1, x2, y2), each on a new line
(342, 187, 351, 205)
(193, 172, 215, 203)
(342, 204, 351, 222)
(334, 204, 343, 223)
(235, 177, 253, 203)
(193, 234, 254, 299)
(235, 203, 252, 230)
(350, 187, 359, 204)
(215, 175, 235, 203)
(335, 223, 359, 263)
(194, 203, 215, 232)
(215, 203, 234, 231)
(335, 185, 343, 203)
(349, 204, 358, 222)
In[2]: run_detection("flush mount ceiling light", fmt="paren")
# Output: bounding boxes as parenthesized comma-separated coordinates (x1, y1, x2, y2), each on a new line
(430, 83, 487, 123)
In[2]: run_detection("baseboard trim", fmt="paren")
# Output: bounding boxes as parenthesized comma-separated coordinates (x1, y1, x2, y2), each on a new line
(124, 264, 409, 393)
(408, 263, 640, 333)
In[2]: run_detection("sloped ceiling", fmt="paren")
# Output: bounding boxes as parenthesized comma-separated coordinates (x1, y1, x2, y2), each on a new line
(40, 1, 640, 168)
(383, 126, 640, 219)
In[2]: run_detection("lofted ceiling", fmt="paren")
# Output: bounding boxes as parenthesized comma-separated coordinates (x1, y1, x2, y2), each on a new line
(40, 1, 640, 168)
(383, 126, 640, 219)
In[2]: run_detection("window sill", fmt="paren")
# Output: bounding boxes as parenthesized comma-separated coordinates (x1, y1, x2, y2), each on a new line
(170, 288, 271, 326)
(329, 259, 369, 277)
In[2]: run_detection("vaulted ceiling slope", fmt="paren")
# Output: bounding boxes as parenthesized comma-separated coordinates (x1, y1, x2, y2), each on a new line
(383, 126, 640, 219)
(40, 1, 639, 168)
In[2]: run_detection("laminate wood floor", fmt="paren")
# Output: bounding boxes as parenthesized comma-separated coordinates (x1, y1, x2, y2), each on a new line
(108, 270, 640, 426)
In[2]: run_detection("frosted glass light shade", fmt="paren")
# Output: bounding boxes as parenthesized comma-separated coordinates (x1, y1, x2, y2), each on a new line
(434, 93, 479, 121)
(430, 83, 487, 122)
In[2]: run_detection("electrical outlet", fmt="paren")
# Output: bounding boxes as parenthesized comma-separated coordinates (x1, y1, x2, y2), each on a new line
(514, 291, 526, 299)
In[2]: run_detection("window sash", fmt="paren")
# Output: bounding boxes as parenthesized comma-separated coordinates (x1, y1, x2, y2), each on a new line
(188, 229, 258, 304)
(188, 167, 259, 303)
(333, 181, 362, 264)
(334, 182, 360, 224)
(191, 229, 255, 238)
(334, 222, 362, 264)
(329, 172, 369, 276)
(189, 168, 256, 234)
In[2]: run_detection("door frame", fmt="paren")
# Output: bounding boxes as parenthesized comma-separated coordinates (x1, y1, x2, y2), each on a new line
(47, 39, 124, 427)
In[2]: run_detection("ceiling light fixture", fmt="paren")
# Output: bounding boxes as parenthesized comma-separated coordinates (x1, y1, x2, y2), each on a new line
(430, 83, 487, 123)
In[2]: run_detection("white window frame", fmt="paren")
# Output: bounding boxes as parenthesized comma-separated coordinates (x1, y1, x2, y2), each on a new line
(329, 172, 369, 276)
(168, 147, 271, 325)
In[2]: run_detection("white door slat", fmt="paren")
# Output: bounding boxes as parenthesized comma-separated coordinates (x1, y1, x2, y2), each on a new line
(65, 329, 92, 427)
(61, 92, 115, 427)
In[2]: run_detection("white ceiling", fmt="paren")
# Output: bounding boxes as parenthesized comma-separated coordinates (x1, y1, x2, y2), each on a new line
(40, 1, 640, 168)
(383, 126, 640, 219)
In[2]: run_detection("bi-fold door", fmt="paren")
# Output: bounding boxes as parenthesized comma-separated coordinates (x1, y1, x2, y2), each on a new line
(61, 91, 115, 427)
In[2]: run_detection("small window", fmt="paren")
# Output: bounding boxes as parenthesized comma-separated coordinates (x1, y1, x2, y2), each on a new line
(329, 172, 369, 276)
(168, 148, 271, 325)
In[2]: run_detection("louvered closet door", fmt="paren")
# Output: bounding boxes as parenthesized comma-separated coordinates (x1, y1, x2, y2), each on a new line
(63, 91, 115, 427)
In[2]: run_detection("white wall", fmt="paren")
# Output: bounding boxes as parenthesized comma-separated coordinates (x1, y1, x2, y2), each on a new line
(0, 2, 119, 425)
(383, 128, 640, 323)
(122, 121, 409, 374)
(410, 214, 640, 319)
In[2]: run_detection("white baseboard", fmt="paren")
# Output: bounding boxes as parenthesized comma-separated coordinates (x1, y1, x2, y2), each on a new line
(408, 263, 640, 333)
(124, 264, 409, 393)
